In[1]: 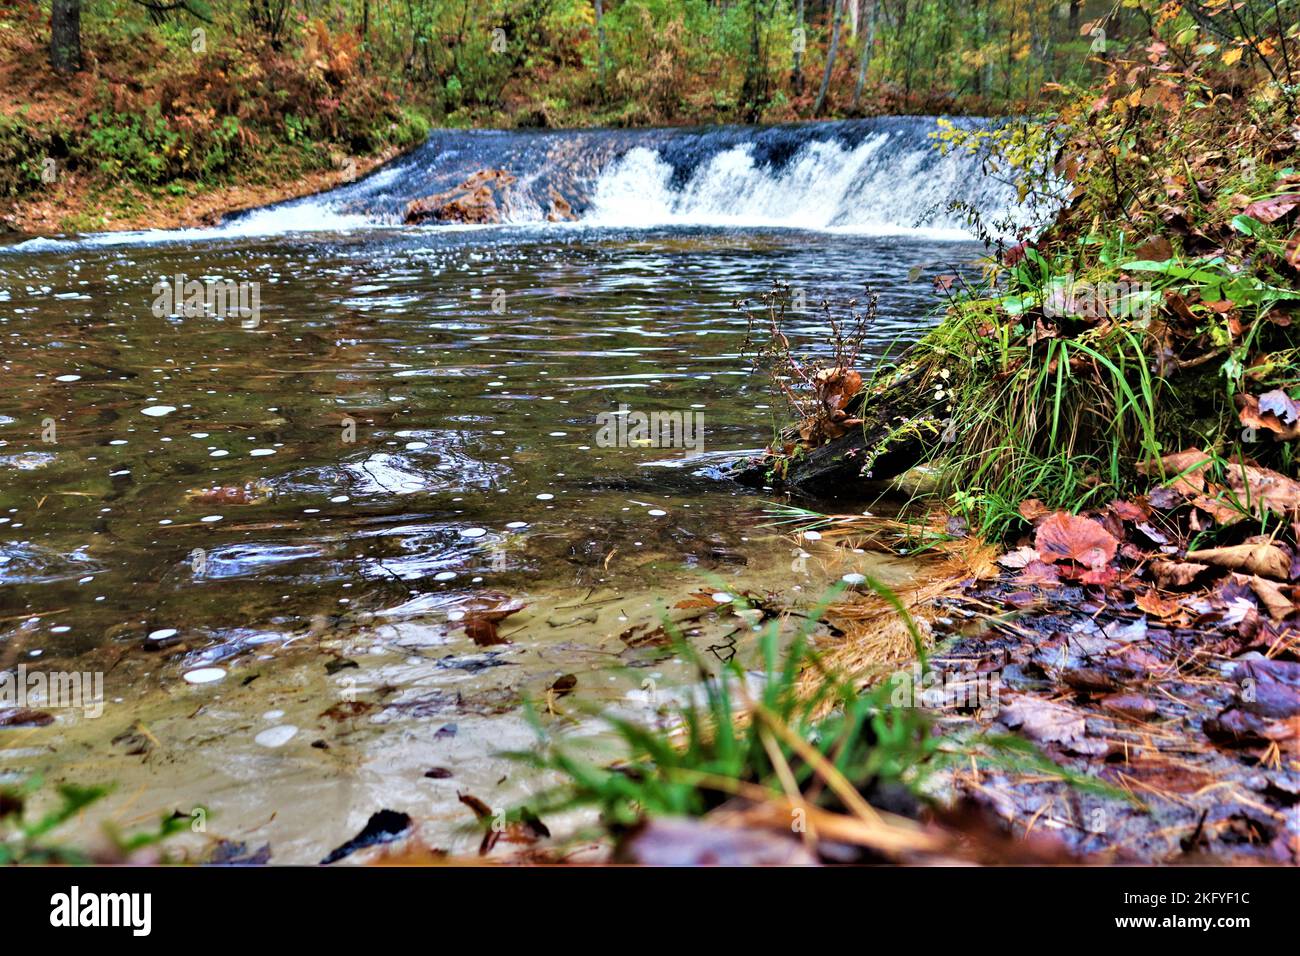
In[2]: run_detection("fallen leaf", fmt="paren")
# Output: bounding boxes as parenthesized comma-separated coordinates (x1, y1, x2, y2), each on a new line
(1191, 490, 1249, 526)
(675, 590, 725, 609)
(1139, 447, 1212, 495)
(457, 792, 493, 820)
(616, 818, 818, 866)
(1223, 463, 1300, 516)
(1101, 694, 1160, 720)
(1242, 574, 1295, 620)
(1018, 499, 1050, 522)
(999, 696, 1087, 745)
(1135, 588, 1182, 618)
(1204, 708, 1294, 746)
(1109, 499, 1150, 522)
(1235, 658, 1300, 718)
(461, 599, 527, 645)
(1259, 389, 1300, 424)
(1133, 521, 1170, 545)
(1186, 542, 1291, 580)
(1016, 560, 1061, 586)
(186, 483, 268, 505)
(1034, 512, 1119, 570)
(1242, 193, 1300, 223)
(1236, 391, 1300, 440)
(815, 367, 863, 413)
(1080, 566, 1120, 586)
(319, 701, 375, 721)
(998, 545, 1041, 569)
(549, 673, 578, 697)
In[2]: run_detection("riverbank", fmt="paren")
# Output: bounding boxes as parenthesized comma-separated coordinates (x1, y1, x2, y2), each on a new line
(0, 146, 411, 235)
(2, 0, 1110, 236)
(654, 14, 1300, 864)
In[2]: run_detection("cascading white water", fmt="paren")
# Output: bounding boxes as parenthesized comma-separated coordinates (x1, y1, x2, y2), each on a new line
(5, 118, 1034, 250)
(579, 132, 1018, 239)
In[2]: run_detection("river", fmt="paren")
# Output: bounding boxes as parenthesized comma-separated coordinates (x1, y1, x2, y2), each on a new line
(0, 117, 1012, 861)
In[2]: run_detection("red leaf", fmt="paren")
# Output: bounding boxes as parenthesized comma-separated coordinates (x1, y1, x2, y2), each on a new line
(1242, 193, 1300, 223)
(1034, 512, 1119, 570)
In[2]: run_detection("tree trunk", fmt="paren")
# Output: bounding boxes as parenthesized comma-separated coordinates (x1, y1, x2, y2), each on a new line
(742, 0, 772, 122)
(813, 0, 845, 116)
(792, 0, 805, 95)
(851, 0, 877, 110)
(593, 0, 608, 83)
(50, 0, 82, 74)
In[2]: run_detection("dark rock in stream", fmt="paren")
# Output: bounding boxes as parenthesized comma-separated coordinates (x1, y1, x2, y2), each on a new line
(320, 809, 413, 864)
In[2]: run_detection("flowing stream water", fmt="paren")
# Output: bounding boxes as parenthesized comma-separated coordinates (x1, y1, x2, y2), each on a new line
(0, 118, 1013, 861)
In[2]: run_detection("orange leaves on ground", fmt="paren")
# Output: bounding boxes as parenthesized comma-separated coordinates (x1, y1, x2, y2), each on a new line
(1141, 447, 1300, 523)
(674, 590, 725, 610)
(1135, 588, 1182, 619)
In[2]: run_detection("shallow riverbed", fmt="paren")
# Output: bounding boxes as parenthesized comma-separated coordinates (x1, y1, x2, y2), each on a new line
(0, 124, 994, 859)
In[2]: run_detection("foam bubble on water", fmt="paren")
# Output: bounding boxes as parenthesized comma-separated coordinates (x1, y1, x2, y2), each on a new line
(254, 724, 298, 748)
(184, 667, 226, 684)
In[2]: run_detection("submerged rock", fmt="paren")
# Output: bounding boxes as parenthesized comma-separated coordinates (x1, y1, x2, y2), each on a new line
(404, 169, 517, 224)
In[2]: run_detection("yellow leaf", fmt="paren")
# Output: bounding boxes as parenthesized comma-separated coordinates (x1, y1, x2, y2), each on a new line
(1222, 47, 1243, 66)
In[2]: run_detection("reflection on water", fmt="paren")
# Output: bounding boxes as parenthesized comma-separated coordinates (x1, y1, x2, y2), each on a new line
(0, 223, 974, 859)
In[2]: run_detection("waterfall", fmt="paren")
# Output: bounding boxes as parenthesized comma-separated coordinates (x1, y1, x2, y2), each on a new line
(7, 117, 1030, 249)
